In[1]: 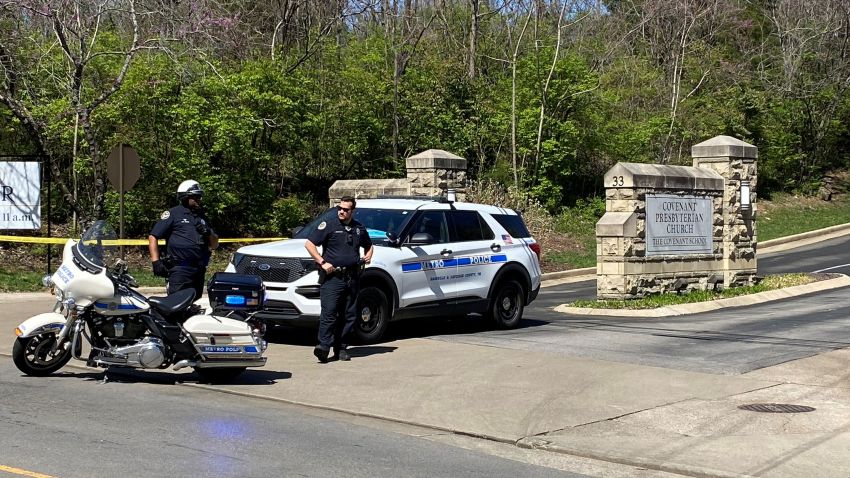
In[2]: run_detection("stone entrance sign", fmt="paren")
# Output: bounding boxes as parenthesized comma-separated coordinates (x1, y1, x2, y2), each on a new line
(646, 195, 712, 255)
(596, 135, 758, 299)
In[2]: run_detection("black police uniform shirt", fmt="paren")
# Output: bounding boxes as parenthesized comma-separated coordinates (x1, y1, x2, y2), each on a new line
(308, 218, 372, 269)
(150, 204, 214, 266)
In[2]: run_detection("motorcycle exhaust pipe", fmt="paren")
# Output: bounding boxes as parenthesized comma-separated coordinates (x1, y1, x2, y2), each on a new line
(173, 359, 197, 371)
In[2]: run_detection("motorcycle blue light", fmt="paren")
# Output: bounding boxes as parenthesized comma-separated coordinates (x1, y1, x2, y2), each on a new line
(225, 295, 247, 306)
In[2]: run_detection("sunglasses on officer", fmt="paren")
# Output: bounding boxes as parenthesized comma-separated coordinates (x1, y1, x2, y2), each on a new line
(336, 205, 353, 213)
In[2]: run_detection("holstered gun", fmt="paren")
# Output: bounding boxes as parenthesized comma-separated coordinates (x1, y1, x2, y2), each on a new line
(317, 267, 328, 285)
(161, 254, 176, 270)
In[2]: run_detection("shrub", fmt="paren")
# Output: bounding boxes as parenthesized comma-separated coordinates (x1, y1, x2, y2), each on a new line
(465, 179, 555, 256)
(270, 195, 313, 236)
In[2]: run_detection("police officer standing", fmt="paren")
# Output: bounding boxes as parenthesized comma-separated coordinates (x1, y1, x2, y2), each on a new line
(148, 180, 219, 300)
(305, 195, 373, 363)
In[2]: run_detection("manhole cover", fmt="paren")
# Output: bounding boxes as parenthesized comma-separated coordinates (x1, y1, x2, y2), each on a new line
(738, 403, 815, 413)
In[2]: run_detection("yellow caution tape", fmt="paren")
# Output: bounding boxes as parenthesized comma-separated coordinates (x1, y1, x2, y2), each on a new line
(0, 236, 69, 245)
(219, 237, 287, 243)
(0, 235, 287, 245)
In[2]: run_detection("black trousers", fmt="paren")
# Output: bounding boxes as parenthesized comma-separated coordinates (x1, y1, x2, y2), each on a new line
(167, 265, 206, 301)
(317, 275, 359, 351)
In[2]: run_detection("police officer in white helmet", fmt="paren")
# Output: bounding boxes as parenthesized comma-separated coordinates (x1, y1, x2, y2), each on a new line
(148, 180, 219, 299)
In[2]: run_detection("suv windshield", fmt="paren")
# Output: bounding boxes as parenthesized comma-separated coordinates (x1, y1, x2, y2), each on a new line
(294, 207, 413, 243)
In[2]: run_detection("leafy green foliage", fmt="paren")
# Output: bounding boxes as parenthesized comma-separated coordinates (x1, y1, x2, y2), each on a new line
(269, 195, 314, 236)
(1, 1, 849, 240)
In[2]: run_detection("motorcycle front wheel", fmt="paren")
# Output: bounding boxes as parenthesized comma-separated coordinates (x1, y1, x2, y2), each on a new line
(12, 334, 72, 376)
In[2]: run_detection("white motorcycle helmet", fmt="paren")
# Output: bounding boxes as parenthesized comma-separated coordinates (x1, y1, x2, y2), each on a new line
(176, 179, 203, 202)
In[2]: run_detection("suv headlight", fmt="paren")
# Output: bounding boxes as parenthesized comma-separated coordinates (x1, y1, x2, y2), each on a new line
(230, 252, 246, 267)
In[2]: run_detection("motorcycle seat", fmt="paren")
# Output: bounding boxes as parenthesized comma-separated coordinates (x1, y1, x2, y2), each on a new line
(148, 288, 196, 319)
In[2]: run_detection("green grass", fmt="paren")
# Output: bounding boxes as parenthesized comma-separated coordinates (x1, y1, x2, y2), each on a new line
(0, 268, 48, 292)
(758, 195, 850, 241)
(570, 273, 817, 309)
(546, 197, 604, 269)
(546, 240, 597, 269)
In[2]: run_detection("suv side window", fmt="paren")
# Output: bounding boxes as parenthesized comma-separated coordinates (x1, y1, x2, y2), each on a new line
(450, 211, 495, 242)
(492, 213, 531, 238)
(407, 211, 450, 244)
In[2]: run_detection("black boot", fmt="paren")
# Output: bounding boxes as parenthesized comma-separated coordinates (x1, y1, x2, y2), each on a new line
(313, 345, 329, 363)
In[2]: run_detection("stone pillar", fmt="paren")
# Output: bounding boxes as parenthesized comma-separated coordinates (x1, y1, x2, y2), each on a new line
(692, 136, 758, 288)
(405, 149, 467, 198)
(596, 163, 724, 299)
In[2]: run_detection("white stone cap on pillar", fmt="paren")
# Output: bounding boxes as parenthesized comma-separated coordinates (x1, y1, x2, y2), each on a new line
(405, 149, 467, 170)
(605, 162, 724, 191)
(328, 178, 412, 205)
(596, 212, 637, 237)
(692, 135, 758, 159)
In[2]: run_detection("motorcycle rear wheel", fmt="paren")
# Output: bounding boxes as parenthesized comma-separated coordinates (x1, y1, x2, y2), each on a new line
(12, 334, 72, 376)
(194, 367, 246, 384)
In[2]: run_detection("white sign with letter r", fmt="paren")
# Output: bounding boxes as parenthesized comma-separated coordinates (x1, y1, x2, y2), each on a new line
(0, 161, 41, 229)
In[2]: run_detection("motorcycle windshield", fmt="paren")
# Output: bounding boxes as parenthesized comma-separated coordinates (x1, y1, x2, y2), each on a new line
(76, 220, 119, 268)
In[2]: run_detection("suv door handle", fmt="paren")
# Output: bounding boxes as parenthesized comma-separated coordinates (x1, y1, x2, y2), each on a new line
(440, 249, 453, 256)
(490, 243, 501, 252)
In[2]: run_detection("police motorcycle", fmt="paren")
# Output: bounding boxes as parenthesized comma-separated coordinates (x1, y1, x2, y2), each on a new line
(12, 220, 267, 383)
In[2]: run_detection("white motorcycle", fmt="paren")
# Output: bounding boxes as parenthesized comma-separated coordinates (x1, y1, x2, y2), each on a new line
(12, 220, 267, 383)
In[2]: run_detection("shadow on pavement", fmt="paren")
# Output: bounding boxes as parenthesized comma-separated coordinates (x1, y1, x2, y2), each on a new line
(25, 367, 293, 386)
(64, 368, 182, 385)
(387, 315, 549, 341)
(210, 369, 292, 385)
(262, 315, 551, 347)
(348, 345, 396, 358)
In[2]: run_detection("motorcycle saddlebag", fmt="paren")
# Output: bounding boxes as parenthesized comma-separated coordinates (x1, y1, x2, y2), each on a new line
(207, 272, 265, 312)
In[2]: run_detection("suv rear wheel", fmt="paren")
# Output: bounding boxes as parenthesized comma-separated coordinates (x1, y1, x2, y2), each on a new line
(488, 280, 524, 329)
(354, 286, 390, 343)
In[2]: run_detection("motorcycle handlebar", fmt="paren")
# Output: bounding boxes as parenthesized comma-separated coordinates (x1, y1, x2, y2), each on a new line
(108, 259, 138, 288)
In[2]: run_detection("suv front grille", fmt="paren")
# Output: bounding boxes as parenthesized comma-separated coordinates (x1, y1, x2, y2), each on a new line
(235, 256, 314, 283)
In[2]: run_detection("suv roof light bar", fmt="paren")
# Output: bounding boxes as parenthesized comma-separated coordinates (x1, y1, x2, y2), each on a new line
(374, 195, 451, 203)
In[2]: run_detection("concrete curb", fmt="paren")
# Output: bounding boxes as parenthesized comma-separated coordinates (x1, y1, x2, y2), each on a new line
(541, 267, 595, 282)
(555, 274, 850, 317)
(759, 222, 850, 251)
(518, 439, 752, 478)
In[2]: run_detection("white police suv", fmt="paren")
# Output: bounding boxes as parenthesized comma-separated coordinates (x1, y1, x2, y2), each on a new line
(225, 197, 542, 343)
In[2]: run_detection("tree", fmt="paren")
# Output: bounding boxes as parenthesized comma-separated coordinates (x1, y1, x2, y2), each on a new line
(0, 0, 156, 222)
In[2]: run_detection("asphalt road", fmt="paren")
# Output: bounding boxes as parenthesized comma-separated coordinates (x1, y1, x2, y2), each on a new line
(0, 358, 585, 478)
(426, 234, 850, 375)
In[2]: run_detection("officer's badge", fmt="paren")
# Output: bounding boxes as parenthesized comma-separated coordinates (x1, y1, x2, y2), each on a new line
(318, 221, 327, 230)
(160, 211, 170, 220)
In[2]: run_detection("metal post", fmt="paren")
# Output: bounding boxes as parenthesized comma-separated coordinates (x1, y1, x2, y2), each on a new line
(119, 144, 124, 260)
(46, 155, 52, 275)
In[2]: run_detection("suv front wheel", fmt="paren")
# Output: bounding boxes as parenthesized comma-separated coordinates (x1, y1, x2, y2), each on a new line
(354, 286, 390, 344)
(489, 280, 525, 329)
